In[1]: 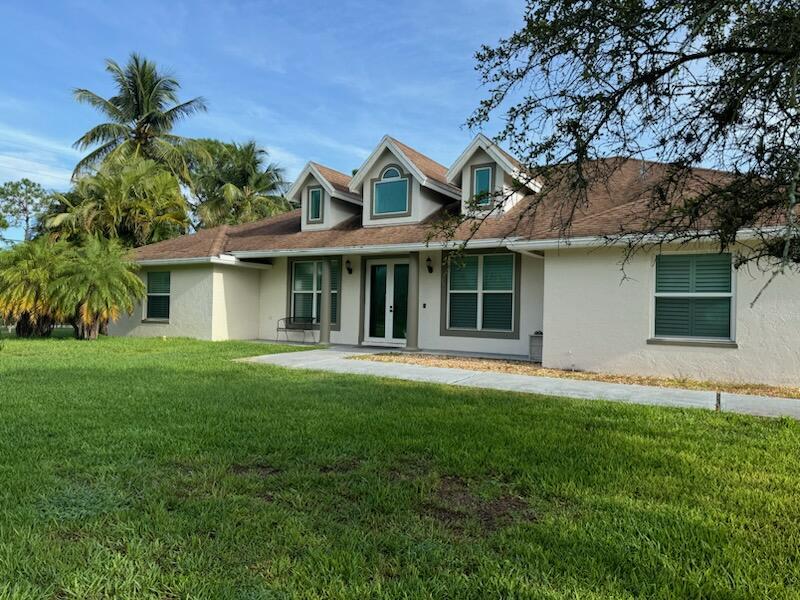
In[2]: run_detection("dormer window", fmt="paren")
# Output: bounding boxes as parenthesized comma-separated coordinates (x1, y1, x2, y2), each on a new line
(307, 187, 323, 223)
(372, 165, 410, 217)
(472, 164, 495, 207)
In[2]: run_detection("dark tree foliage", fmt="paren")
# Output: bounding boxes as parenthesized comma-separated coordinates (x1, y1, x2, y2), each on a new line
(467, 0, 800, 274)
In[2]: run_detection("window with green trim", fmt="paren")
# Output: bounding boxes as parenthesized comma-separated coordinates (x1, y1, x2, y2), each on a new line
(654, 254, 733, 339)
(146, 271, 170, 320)
(448, 254, 514, 331)
(308, 188, 322, 221)
(473, 166, 493, 206)
(374, 166, 409, 214)
(291, 260, 339, 324)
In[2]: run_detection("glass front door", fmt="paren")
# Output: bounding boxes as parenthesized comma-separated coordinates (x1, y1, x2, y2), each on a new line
(364, 259, 409, 345)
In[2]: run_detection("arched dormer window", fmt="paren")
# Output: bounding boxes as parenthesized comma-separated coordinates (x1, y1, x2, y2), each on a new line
(373, 164, 409, 217)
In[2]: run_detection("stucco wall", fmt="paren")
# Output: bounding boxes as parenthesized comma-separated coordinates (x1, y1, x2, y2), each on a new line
(109, 265, 214, 340)
(417, 249, 544, 356)
(542, 246, 800, 385)
(298, 172, 360, 232)
(361, 149, 449, 227)
(211, 265, 261, 340)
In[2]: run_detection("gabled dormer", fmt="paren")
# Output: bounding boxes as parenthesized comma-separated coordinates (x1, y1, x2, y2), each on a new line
(447, 134, 540, 216)
(287, 162, 362, 231)
(348, 136, 460, 227)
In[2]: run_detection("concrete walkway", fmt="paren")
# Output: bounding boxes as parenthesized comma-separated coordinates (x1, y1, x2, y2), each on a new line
(241, 348, 800, 419)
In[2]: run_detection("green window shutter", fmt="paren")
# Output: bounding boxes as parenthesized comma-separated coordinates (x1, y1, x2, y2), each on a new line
(293, 262, 315, 291)
(655, 255, 692, 293)
(309, 189, 322, 220)
(374, 180, 408, 214)
(474, 167, 492, 204)
(449, 256, 479, 290)
(693, 254, 731, 292)
(691, 298, 731, 338)
(147, 272, 170, 294)
(482, 254, 513, 290)
(328, 259, 340, 291)
(293, 293, 314, 322)
(146, 296, 170, 319)
(654, 298, 692, 337)
(330, 292, 338, 324)
(449, 293, 478, 328)
(482, 293, 512, 330)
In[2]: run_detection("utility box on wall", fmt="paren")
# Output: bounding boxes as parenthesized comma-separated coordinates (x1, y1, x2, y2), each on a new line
(529, 332, 543, 363)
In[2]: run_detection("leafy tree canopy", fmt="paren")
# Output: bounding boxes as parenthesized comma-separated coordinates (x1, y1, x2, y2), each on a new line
(0, 237, 70, 337)
(51, 237, 145, 340)
(468, 0, 800, 271)
(72, 53, 207, 181)
(0, 178, 52, 241)
(48, 155, 189, 247)
(188, 139, 290, 228)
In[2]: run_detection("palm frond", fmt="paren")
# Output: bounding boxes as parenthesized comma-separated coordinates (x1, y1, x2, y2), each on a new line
(72, 89, 125, 122)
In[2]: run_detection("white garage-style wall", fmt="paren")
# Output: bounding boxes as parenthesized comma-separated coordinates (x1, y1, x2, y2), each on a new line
(417, 249, 544, 356)
(542, 246, 800, 385)
(211, 265, 261, 340)
(110, 265, 215, 340)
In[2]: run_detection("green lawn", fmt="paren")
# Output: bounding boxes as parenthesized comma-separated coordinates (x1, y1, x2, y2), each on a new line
(1, 336, 798, 599)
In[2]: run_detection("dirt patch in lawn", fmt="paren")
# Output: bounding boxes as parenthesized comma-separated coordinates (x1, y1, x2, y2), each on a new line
(319, 457, 361, 474)
(422, 475, 533, 533)
(353, 353, 800, 400)
(231, 463, 282, 478)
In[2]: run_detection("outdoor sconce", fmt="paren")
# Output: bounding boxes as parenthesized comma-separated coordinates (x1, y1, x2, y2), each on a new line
(345, 259, 353, 274)
(426, 257, 433, 274)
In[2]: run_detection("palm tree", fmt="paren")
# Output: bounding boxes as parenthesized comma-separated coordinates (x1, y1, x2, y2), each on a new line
(48, 156, 189, 247)
(192, 140, 289, 227)
(72, 53, 207, 179)
(0, 238, 69, 337)
(51, 238, 145, 340)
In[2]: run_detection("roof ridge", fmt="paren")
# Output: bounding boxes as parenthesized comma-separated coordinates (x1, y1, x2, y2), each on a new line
(209, 224, 229, 256)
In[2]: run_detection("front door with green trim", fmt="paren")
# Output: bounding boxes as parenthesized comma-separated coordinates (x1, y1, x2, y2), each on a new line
(364, 258, 409, 345)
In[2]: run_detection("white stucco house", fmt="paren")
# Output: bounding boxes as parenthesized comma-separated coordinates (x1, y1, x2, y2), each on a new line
(111, 134, 800, 386)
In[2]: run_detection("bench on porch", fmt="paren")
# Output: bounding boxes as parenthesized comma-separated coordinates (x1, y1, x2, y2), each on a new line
(276, 317, 319, 343)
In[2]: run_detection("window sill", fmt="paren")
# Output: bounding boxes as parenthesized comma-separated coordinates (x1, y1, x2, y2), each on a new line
(646, 337, 738, 349)
(141, 318, 170, 324)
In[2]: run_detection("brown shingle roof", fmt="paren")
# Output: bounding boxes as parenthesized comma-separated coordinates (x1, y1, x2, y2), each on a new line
(310, 162, 352, 195)
(388, 137, 453, 188)
(133, 158, 736, 261)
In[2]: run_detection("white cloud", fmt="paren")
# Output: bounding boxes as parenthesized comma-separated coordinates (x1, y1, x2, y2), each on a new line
(0, 123, 80, 160)
(0, 155, 73, 189)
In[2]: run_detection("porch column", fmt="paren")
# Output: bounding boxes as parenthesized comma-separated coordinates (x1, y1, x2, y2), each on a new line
(319, 259, 331, 345)
(406, 252, 420, 350)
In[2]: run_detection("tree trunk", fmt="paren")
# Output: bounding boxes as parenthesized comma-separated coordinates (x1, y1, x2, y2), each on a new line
(15, 313, 35, 338)
(99, 319, 109, 336)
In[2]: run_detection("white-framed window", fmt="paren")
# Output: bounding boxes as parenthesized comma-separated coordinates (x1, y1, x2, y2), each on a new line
(653, 253, 734, 340)
(473, 165, 494, 207)
(374, 166, 409, 215)
(146, 271, 170, 320)
(308, 187, 323, 221)
(447, 253, 514, 331)
(291, 260, 339, 324)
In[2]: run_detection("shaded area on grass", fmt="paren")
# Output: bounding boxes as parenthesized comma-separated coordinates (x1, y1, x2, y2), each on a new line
(0, 336, 798, 598)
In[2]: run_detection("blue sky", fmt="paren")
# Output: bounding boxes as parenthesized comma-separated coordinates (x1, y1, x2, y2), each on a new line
(0, 0, 523, 240)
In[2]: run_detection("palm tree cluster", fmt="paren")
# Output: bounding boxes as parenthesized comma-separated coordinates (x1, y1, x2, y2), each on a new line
(0, 52, 292, 339)
(0, 238, 144, 339)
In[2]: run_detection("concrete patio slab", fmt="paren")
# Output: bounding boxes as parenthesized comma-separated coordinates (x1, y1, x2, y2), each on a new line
(240, 348, 800, 419)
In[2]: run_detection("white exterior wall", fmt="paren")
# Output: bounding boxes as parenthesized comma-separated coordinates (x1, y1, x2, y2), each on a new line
(416, 249, 544, 356)
(299, 173, 360, 231)
(542, 246, 800, 385)
(361, 149, 449, 227)
(211, 265, 261, 340)
(110, 266, 215, 340)
(458, 148, 524, 215)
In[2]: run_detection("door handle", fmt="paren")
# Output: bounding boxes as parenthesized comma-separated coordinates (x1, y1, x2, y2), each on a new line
(389, 305, 393, 313)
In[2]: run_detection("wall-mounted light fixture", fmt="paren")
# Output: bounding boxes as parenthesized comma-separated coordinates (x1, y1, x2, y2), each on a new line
(426, 257, 433, 274)
(345, 259, 353, 274)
